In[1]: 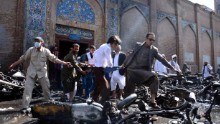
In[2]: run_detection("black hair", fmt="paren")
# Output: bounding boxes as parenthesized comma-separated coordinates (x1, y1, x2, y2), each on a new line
(89, 45, 96, 49)
(146, 32, 155, 38)
(72, 43, 80, 48)
(107, 35, 121, 45)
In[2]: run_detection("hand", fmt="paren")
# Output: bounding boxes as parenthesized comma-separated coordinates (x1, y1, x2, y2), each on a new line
(65, 62, 73, 68)
(81, 70, 87, 75)
(173, 68, 182, 75)
(9, 64, 14, 70)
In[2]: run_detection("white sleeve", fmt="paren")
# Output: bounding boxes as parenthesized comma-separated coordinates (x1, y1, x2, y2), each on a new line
(104, 47, 113, 67)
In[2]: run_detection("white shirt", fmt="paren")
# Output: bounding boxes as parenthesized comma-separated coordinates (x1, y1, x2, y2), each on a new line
(94, 43, 113, 67)
(86, 52, 95, 65)
(154, 60, 167, 74)
(169, 60, 181, 74)
(202, 64, 213, 78)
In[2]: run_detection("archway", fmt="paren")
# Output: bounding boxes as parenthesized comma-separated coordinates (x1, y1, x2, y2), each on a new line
(199, 31, 212, 71)
(182, 26, 197, 72)
(121, 7, 148, 52)
(157, 18, 176, 61)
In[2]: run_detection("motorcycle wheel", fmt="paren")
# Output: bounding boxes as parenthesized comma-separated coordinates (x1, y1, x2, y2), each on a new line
(162, 97, 187, 110)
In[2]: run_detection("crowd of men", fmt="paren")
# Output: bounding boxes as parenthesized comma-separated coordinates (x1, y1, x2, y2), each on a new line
(8, 32, 220, 112)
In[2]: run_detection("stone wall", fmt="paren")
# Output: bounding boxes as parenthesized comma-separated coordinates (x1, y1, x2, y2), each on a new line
(120, 0, 149, 51)
(0, 0, 24, 71)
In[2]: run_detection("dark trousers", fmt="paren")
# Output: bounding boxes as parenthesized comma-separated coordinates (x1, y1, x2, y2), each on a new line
(82, 72, 95, 98)
(124, 75, 159, 97)
(92, 67, 110, 103)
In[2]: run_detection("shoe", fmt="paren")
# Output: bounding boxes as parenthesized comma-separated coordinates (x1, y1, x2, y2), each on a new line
(20, 107, 31, 114)
(20, 108, 27, 114)
(149, 102, 161, 109)
(119, 96, 124, 100)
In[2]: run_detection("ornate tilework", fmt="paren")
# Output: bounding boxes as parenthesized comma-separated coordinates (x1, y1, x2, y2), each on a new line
(98, 0, 105, 10)
(120, 0, 133, 12)
(120, 0, 149, 20)
(107, 8, 119, 39)
(55, 25, 94, 40)
(157, 10, 177, 28)
(56, 0, 95, 25)
(24, 0, 47, 50)
(201, 26, 212, 39)
(181, 20, 196, 34)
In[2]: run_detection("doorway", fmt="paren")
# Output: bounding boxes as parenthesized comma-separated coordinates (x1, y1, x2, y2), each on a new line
(58, 40, 88, 60)
(55, 34, 94, 60)
(49, 34, 93, 90)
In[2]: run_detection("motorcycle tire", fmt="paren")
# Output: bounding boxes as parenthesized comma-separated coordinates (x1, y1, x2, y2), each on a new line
(162, 97, 188, 110)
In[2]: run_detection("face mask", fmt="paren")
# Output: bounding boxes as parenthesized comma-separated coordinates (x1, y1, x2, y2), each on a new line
(34, 42, 41, 48)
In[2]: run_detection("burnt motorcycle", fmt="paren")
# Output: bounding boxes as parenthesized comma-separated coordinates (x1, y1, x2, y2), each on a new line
(0, 69, 25, 101)
(0, 69, 43, 101)
(196, 75, 220, 104)
(31, 97, 130, 124)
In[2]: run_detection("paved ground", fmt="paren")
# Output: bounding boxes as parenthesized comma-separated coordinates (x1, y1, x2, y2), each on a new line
(0, 98, 220, 124)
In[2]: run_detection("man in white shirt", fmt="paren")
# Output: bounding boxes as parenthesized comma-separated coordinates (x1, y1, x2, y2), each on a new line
(202, 61, 213, 79)
(169, 54, 182, 86)
(169, 54, 181, 74)
(110, 45, 126, 100)
(93, 35, 121, 103)
(154, 54, 167, 74)
(82, 45, 96, 98)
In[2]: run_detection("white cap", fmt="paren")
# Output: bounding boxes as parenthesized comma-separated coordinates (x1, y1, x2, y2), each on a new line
(34, 37, 44, 43)
(172, 54, 177, 59)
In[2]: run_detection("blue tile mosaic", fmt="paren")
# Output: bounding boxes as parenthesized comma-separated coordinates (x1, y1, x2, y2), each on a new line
(157, 10, 177, 28)
(55, 25, 94, 40)
(181, 20, 196, 34)
(24, 0, 47, 50)
(56, 0, 95, 25)
(107, 8, 119, 39)
(98, 0, 105, 10)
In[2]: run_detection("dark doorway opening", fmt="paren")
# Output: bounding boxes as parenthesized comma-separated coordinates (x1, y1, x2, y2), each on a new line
(49, 34, 94, 91)
(58, 40, 88, 60)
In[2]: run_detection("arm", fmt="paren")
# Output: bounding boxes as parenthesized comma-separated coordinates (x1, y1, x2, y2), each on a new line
(154, 49, 178, 72)
(9, 48, 32, 69)
(64, 54, 85, 75)
(55, 59, 71, 66)
(46, 48, 71, 67)
(9, 59, 23, 69)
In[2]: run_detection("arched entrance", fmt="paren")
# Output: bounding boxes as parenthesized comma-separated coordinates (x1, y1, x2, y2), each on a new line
(55, 34, 93, 59)
(48, 0, 104, 89)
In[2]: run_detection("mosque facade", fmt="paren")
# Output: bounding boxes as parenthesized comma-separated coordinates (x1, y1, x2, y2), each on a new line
(1, 0, 220, 73)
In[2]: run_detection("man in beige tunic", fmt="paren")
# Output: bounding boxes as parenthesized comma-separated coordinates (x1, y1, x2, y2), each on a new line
(9, 37, 72, 113)
(123, 32, 179, 108)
